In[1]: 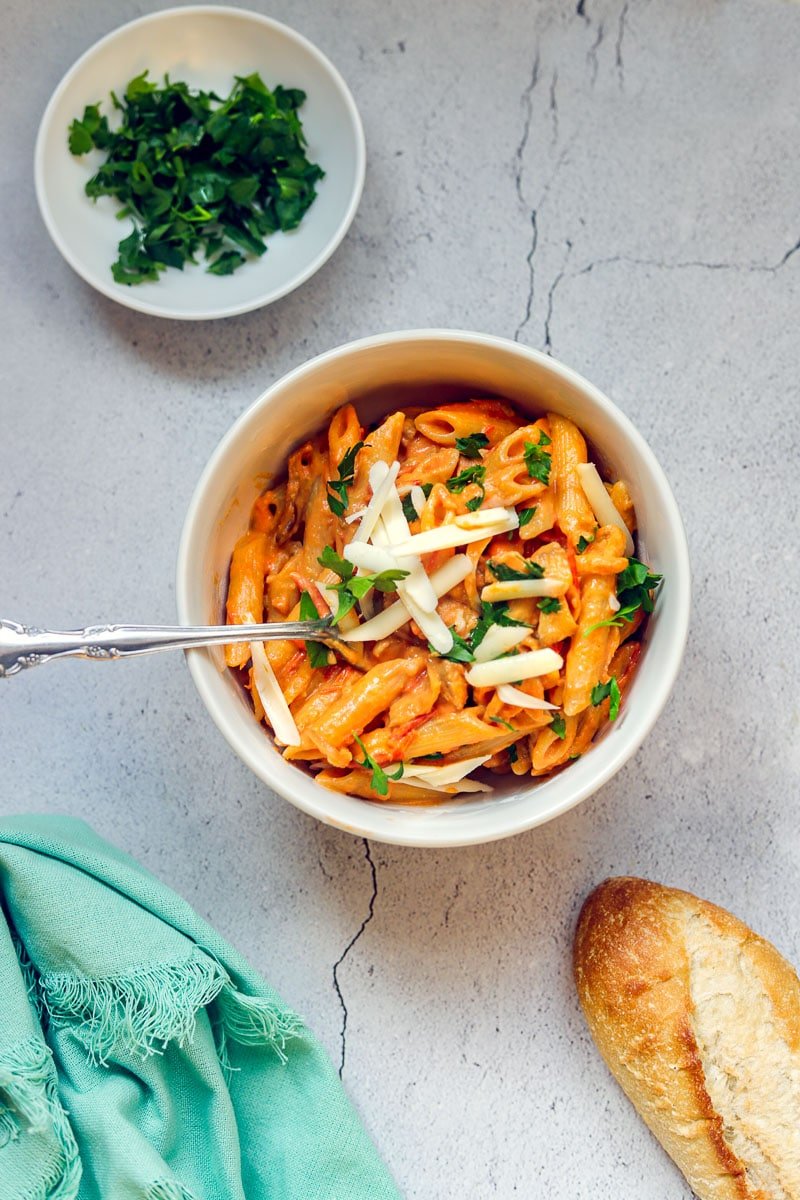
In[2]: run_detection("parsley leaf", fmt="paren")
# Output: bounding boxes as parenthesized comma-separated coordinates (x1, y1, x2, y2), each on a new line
(523, 432, 552, 485)
(417, 752, 444, 761)
(537, 597, 561, 613)
(317, 545, 354, 580)
(446, 464, 485, 510)
(488, 559, 545, 582)
(354, 735, 403, 796)
(616, 556, 663, 614)
(591, 677, 621, 720)
(583, 557, 663, 635)
(327, 441, 365, 517)
(489, 715, 517, 732)
(69, 72, 324, 285)
(446, 465, 485, 493)
(401, 482, 432, 523)
(455, 432, 489, 459)
(298, 591, 330, 668)
(470, 601, 529, 651)
(508, 743, 519, 764)
(330, 570, 409, 621)
(318, 547, 409, 621)
(428, 629, 475, 663)
(206, 250, 246, 276)
(518, 507, 537, 528)
(549, 714, 567, 739)
(576, 531, 596, 554)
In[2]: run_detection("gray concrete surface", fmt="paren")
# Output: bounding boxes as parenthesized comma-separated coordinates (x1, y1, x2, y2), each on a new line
(2, 0, 799, 1195)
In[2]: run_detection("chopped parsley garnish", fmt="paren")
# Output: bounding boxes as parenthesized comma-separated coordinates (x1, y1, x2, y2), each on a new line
(576, 531, 596, 554)
(537, 597, 561, 614)
(428, 629, 475, 663)
(470, 601, 529, 650)
(591, 677, 621, 720)
(69, 72, 324, 285)
(488, 559, 545, 582)
(354, 736, 403, 796)
(549, 714, 567, 739)
(455, 432, 490, 459)
(401, 482, 432, 523)
(318, 545, 354, 580)
(616, 557, 663, 614)
(518, 507, 537, 528)
(327, 441, 365, 517)
(446, 465, 485, 493)
(417, 752, 444, 761)
(317, 546, 408, 621)
(446, 464, 485, 510)
(508, 743, 519, 765)
(523, 431, 552, 486)
(298, 590, 329, 668)
(489, 715, 517, 733)
(583, 557, 663, 635)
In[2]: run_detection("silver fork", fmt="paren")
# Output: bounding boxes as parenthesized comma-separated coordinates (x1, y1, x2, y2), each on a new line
(0, 618, 339, 678)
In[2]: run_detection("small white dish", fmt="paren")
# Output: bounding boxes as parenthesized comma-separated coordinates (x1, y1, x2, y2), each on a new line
(176, 330, 691, 848)
(34, 6, 365, 320)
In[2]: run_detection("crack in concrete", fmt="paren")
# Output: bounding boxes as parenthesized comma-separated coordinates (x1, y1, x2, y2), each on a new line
(513, 50, 542, 344)
(577, 239, 800, 277)
(514, 211, 539, 343)
(543, 240, 574, 355)
(513, 51, 541, 206)
(331, 838, 378, 1077)
(587, 22, 604, 86)
(549, 70, 559, 146)
(576, 0, 588, 20)
(615, 0, 630, 88)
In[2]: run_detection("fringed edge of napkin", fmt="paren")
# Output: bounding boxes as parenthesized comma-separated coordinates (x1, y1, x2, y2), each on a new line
(0, 1036, 81, 1200)
(38, 945, 303, 1068)
(145, 1182, 199, 1200)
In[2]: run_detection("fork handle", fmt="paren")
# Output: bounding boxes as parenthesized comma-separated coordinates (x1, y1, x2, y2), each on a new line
(0, 618, 332, 677)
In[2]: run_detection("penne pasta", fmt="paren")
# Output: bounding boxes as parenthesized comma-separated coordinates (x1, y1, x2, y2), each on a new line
(223, 397, 662, 802)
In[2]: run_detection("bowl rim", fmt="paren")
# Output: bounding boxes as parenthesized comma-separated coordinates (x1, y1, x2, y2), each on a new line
(176, 329, 691, 846)
(33, 4, 367, 322)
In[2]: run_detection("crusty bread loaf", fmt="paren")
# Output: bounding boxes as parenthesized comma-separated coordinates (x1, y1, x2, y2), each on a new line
(574, 877, 800, 1200)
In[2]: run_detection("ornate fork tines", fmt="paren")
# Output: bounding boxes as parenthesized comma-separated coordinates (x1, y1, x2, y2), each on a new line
(0, 617, 337, 677)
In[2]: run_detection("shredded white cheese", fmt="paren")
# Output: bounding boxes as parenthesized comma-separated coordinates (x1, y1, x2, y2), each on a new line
(480, 578, 563, 602)
(456, 507, 516, 529)
(341, 555, 471, 643)
(472, 624, 530, 663)
(387, 509, 519, 556)
(410, 485, 427, 518)
(576, 462, 635, 556)
(250, 642, 301, 746)
(351, 461, 400, 544)
(400, 776, 493, 795)
(400, 590, 453, 653)
(497, 683, 558, 711)
(403, 754, 491, 786)
(379, 483, 439, 613)
(343, 542, 403, 575)
(466, 648, 563, 688)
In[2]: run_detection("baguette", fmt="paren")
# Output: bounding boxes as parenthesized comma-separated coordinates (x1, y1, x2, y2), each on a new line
(574, 877, 800, 1200)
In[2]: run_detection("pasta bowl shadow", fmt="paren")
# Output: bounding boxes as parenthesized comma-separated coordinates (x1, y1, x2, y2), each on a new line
(176, 330, 690, 847)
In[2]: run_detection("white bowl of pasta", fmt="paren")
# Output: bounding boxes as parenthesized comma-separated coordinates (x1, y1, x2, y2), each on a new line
(177, 330, 690, 847)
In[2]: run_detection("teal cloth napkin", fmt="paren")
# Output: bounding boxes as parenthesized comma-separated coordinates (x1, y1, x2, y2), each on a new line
(0, 814, 401, 1200)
